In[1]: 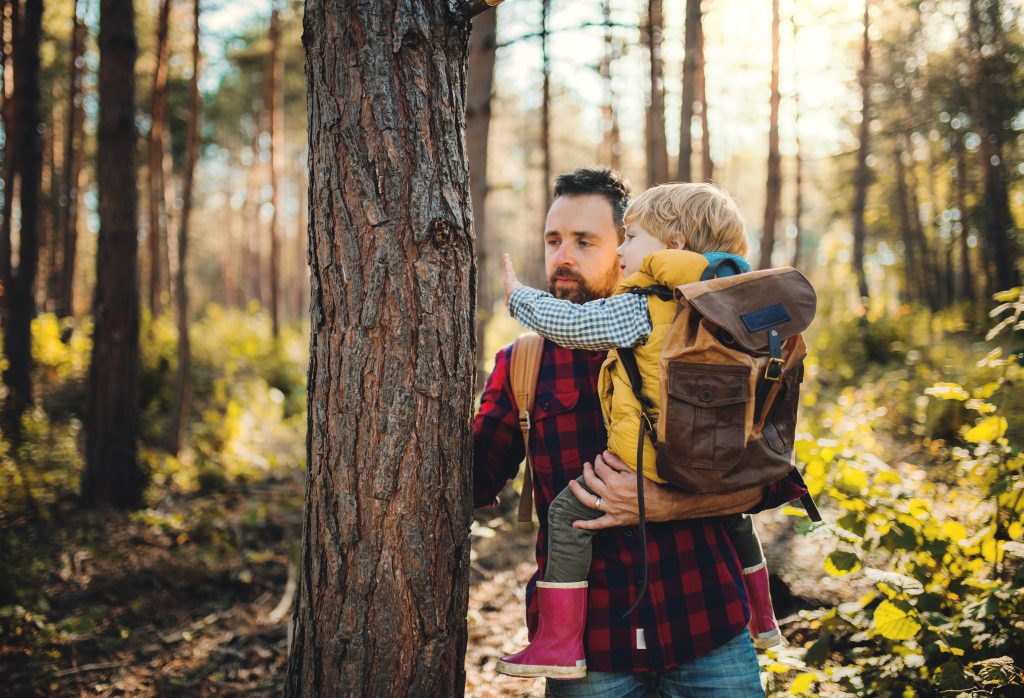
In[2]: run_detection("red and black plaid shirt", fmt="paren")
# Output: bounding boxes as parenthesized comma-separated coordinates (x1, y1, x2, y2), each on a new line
(473, 340, 806, 673)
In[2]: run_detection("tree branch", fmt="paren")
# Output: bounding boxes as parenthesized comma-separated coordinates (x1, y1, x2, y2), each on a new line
(465, 0, 504, 19)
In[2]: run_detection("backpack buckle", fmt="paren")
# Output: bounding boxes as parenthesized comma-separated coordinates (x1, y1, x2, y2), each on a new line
(764, 357, 784, 382)
(640, 411, 654, 434)
(519, 410, 531, 432)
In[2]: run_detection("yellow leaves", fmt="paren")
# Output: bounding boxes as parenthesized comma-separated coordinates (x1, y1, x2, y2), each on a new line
(991, 287, 1023, 302)
(941, 521, 968, 544)
(765, 662, 789, 674)
(824, 551, 862, 577)
(963, 416, 1007, 443)
(907, 498, 931, 521)
(1009, 521, 1023, 540)
(783, 505, 809, 517)
(972, 382, 1002, 400)
(935, 640, 965, 657)
(872, 600, 921, 641)
(789, 672, 817, 695)
(837, 463, 868, 492)
(980, 537, 1005, 564)
(925, 382, 969, 401)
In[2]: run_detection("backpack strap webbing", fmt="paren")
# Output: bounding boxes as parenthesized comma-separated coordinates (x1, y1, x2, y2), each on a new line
(626, 284, 675, 303)
(510, 333, 545, 524)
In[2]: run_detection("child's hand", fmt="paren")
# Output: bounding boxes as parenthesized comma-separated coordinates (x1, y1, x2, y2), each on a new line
(502, 253, 522, 307)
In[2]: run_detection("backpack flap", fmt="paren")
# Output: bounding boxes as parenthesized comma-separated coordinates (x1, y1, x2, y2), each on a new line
(675, 267, 817, 355)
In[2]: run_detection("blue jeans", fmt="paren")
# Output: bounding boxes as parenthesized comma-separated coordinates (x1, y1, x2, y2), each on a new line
(545, 631, 763, 698)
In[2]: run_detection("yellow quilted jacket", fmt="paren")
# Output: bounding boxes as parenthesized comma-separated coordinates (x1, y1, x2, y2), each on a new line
(598, 249, 711, 482)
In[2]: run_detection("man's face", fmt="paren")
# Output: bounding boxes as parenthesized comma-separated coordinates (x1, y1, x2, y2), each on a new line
(544, 194, 622, 304)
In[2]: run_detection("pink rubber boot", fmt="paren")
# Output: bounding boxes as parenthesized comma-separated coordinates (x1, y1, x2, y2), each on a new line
(743, 563, 782, 649)
(496, 581, 588, 679)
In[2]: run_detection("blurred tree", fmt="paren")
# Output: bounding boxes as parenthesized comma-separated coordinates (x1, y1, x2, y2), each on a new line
(790, 14, 803, 268)
(54, 0, 85, 320)
(535, 0, 551, 287)
(696, 14, 712, 182)
(3, 0, 43, 441)
(168, 0, 199, 455)
(645, 0, 668, 186)
(850, 0, 872, 301)
(467, 5, 496, 389)
(598, 0, 621, 172)
(0, 0, 19, 318)
(285, 0, 484, 693)
(267, 0, 281, 337)
(146, 0, 172, 319)
(678, 0, 700, 182)
(82, 0, 145, 508)
(759, 0, 781, 270)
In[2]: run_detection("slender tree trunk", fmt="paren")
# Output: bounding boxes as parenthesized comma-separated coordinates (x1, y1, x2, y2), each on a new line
(903, 140, 937, 309)
(850, 0, 871, 301)
(790, 15, 802, 268)
(40, 96, 55, 312)
(697, 15, 712, 182)
(285, 1, 480, 693)
(243, 129, 263, 305)
(147, 0, 171, 319)
(55, 1, 84, 320)
(167, 0, 199, 455)
(954, 131, 975, 304)
(894, 145, 919, 304)
(759, 0, 782, 270)
(0, 0, 20, 326)
(598, 0, 620, 171)
(965, 0, 1018, 293)
(678, 0, 700, 182)
(644, 0, 668, 186)
(3, 0, 43, 440)
(533, 0, 550, 288)
(82, 0, 145, 509)
(267, 0, 281, 336)
(467, 5, 496, 390)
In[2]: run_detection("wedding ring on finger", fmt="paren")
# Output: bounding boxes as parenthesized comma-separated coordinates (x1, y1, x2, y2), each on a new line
(595, 497, 603, 511)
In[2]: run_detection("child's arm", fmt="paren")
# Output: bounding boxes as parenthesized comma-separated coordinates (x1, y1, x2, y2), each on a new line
(502, 253, 652, 351)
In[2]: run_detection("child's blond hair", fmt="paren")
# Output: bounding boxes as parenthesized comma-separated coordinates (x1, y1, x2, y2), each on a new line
(623, 182, 749, 258)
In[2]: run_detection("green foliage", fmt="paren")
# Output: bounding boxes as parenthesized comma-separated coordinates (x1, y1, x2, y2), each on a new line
(780, 289, 1024, 696)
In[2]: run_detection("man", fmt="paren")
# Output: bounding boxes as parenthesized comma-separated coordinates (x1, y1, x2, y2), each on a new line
(473, 167, 805, 696)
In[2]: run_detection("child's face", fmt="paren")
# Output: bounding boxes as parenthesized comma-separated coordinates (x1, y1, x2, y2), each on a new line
(617, 223, 673, 277)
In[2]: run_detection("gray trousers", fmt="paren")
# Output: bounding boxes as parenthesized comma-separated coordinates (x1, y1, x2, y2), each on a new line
(543, 476, 766, 583)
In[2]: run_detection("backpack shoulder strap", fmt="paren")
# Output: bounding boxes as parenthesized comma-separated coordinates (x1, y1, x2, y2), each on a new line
(509, 332, 545, 524)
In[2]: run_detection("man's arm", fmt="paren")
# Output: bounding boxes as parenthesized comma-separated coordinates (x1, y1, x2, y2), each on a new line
(567, 450, 806, 529)
(472, 345, 526, 507)
(509, 286, 652, 351)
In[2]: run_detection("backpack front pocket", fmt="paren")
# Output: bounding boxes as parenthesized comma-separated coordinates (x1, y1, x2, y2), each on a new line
(662, 362, 749, 472)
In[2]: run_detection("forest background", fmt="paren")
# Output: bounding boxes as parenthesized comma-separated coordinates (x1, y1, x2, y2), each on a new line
(0, 0, 1021, 695)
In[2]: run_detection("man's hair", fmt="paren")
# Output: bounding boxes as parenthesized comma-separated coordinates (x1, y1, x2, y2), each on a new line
(552, 167, 631, 238)
(624, 182, 749, 258)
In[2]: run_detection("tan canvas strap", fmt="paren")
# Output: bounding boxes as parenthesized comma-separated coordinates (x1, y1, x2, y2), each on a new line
(509, 333, 544, 524)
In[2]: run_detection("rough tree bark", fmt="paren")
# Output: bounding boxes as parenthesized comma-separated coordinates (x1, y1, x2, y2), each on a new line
(678, 0, 700, 182)
(82, 0, 145, 509)
(284, 0, 485, 694)
(850, 0, 871, 301)
(758, 0, 781, 270)
(2, 0, 42, 440)
(167, 0, 199, 455)
(268, 0, 282, 336)
(146, 0, 172, 319)
(644, 0, 668, 186)
(467, 5, 496, 390)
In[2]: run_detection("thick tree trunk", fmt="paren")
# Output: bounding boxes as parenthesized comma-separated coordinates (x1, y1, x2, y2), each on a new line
(0, 0, 19, 314)
(678, 0, 700, 182)
(167, 0, 199, 455)
(696, 16, 712, 182)
(268, 1, 282, 336)
(55, 1, 85, 320)
(850, 0, 871, 301)
(758, 0, 781, 270)
(3, 0, 42, 440)
(644, 0, 668, 186)
(467, 6, 496, 390)
(285, 2, 478, 694)
(82, 0, 145, 509)
(146, 0, 171, 319)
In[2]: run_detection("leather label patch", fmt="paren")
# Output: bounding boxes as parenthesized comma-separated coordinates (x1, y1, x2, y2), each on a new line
(741, 303, 791, 332)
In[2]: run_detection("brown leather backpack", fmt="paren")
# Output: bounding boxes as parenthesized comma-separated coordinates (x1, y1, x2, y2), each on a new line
(620, 265, 821, 520)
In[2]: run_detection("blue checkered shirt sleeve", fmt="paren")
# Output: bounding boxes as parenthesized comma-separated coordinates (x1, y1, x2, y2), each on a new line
(508, 286, 652, 351)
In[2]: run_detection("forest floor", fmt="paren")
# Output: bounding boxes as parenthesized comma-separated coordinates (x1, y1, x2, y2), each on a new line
(0, 469, 856, 697)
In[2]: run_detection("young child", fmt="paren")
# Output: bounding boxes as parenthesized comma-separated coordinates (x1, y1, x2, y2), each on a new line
(496, 182, 782, 680)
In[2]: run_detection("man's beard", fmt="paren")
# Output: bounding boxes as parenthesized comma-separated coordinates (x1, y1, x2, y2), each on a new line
(547, 263, 620, 304)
